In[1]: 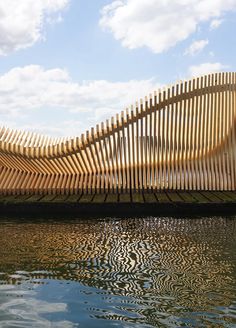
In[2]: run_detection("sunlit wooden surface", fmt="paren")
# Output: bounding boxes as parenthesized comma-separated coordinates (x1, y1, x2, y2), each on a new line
(0, 72, 236, 195)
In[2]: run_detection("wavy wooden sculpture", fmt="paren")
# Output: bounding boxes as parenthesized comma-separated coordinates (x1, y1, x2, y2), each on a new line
(0, 72, 236, 195)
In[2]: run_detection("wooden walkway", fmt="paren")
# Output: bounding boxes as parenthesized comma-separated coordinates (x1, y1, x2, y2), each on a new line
(0, 191, 235, 217)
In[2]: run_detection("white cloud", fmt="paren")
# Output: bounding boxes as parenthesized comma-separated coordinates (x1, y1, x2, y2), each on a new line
(0, 65, 160, 136)
(210, 18, 223, 30)
(184, 39, 209, 56)
(100, 0, 236, 53)
(0, 0, 69, 55)
(189, 62, 229, 77)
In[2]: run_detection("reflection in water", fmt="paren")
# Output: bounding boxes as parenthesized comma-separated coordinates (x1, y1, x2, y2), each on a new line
(0, 216, 235, 327)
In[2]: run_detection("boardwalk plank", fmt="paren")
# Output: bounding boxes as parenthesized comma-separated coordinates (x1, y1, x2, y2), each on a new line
(93, 194, 107, 203)
(25, 195, 43, 202)
(166, 192, 182, 203)
(213, 192, 234, 202)
(53, 195, 69, 202)
(155, 192, 170, 203)
(119, 193, 131, 203)
(178, 192, 197, 203)
(143, 193, 157, 203)
(0, 195, 16, 202)
(0, 191, 235, 210)
(6, 195, 31, 203)
(39, 195, 57, 202)
(7, 195, 19, 201)
(222, 192, 236, 201)
(79, 194, 94, 203)
(66, 195, 81, 203)
(106, 194, 118, 203)
(200, 191, 223, 203)
(188, 191, 209, 203)
(132, 193, 144, 203)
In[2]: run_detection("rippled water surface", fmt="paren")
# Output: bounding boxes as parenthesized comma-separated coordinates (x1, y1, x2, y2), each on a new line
(0, 216, 235, 327)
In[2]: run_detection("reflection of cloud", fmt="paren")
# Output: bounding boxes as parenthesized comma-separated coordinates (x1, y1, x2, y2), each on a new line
(0, 291, 76, 328)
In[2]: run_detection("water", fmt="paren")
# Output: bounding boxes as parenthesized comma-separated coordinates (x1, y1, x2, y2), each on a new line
(0, 216, 235, 328)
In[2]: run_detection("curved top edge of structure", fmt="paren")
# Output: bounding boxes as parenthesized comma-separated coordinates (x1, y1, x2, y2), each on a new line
(1, 71, 236, 159)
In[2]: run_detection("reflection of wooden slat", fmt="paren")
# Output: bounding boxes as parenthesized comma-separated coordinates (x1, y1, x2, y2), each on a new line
(0, 72, 236, 195)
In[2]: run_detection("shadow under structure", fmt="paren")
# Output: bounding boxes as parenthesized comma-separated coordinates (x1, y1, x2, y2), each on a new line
(0, 72, 236, 195)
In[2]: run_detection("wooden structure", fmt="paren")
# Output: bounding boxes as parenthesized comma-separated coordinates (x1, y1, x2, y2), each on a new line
(0, 72, 236, 196)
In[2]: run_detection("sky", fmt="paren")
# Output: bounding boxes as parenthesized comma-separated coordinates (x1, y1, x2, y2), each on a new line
(0, 0, 236, 137)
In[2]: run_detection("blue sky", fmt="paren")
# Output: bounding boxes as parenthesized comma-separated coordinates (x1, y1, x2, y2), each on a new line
(0, 0, 235, 137)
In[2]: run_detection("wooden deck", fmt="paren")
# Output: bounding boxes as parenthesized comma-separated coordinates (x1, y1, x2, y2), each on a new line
(0, 191, 235, 217)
